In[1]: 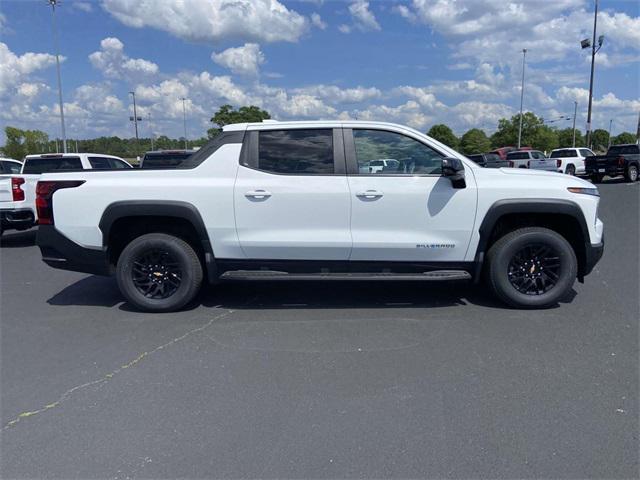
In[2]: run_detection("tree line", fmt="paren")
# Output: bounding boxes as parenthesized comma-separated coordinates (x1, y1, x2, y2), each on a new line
(1, 106, 635, 160)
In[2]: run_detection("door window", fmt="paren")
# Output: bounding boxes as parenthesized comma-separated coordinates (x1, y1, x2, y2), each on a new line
(353, 129, 442, 175)
(257, 129, 334, 174)
(89, 157, 112, 169)
(579, 149, 594, 157)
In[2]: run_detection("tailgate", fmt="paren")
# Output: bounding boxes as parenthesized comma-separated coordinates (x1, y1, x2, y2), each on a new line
(586, 156, 614, 169)
(529, 159, 556, 171)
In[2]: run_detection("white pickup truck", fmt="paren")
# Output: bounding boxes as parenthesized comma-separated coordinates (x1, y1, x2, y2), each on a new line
(35, 121, 604, 312)
(0, 153, 131, 235)
(549, 147, 596, 176)
(506, 150, 557, 171)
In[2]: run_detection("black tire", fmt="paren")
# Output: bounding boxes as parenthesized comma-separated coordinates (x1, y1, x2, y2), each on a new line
(566, 164, 576, 176)
(591, 174, 603, 184)
(116, 233, 203, 313)
(486, 227, 577, 309)
(625, 164, 638, 182)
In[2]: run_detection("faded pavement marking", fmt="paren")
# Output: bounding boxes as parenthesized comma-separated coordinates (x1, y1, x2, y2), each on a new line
(3, 306, 231, 430)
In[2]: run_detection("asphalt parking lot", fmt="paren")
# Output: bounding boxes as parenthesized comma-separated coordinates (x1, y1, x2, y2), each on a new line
(1, 180, 638, 479)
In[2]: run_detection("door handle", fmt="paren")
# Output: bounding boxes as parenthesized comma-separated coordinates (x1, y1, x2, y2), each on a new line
(245, 189, 272, 199)
(356, 190, 384, 199)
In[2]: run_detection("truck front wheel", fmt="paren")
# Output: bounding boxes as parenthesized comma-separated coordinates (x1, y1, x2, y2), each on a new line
(116, 233, 203, 312)
(486, 227, 577, 308)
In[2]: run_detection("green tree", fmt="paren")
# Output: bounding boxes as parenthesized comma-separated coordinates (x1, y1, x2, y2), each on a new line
(427, 124, 459, 149)
(459, 128, 491, 154)
(532, 125, 559, 153)
(612, 132, 636, 145)
(591, 129, 609, 152)
(556, 127, 585, 148)
(2, 126, 49, 159)
(208, 104, 271, 138)
(490, 112, 544, 148)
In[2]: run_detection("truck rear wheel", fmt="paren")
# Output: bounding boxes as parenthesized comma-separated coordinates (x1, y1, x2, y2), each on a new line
(116, 233, 203, 312)
(625, 164, 638, 182)
(486, 227, 577, 309)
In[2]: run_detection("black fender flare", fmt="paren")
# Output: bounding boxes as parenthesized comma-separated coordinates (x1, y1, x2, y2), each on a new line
(99, 200, 217, 282)
(473, 198, 590, 281)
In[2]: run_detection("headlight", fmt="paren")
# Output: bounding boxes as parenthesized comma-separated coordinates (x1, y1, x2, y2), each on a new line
(567, 187, 599, 197)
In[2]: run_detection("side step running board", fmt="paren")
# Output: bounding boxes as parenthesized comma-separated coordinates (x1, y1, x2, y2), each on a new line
(220, 270, 472, 281)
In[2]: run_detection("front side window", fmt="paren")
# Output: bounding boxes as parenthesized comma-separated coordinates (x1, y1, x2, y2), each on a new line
(532, 151, 546, 159)
(89, 157, 112, 169)
(353, 129, 442, 175)
(257, 129, 333, 174)
(579, 149, 594, 157)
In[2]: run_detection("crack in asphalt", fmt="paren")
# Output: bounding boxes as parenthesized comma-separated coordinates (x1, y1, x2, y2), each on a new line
(3, 306, 232, 430)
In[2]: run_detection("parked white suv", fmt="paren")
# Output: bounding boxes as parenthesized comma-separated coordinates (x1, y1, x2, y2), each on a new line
(35, 121, 603, 312)
(549, 148, 596, 176)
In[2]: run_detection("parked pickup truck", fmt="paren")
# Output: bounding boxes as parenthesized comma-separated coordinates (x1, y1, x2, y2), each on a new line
(0, 153, 131, 235)
(549, 147, 596, 176)
(585, 144, 640, 183)
(506, 150, 557, 171)
(36, 120, 604, 312)
(466, 153, 509, 168)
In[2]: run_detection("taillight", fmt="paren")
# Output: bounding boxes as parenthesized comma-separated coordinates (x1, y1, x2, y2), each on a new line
(618, 156, 625, 166)
(508, 161, 514, 168)
(35, 180, 84, 225)
(527, 160, 531, 168)
(11, 177, 25, 201)
(556, 159, 562, 168)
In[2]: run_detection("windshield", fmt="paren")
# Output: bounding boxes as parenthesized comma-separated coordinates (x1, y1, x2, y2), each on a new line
(22, 157, 82, 174)
(551, 149, 577, 158)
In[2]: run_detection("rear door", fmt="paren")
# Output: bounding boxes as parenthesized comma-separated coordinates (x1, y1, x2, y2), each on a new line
(344, 127, 477, 262)
(233, 127, 352, 260)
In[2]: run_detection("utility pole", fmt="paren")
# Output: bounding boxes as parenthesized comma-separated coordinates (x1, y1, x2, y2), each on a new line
(517, 48, 527, 149)
(148, 112, 154, 151)
(636, 111, 640, 145)
(129, 91, 140, 157)
(181, 97, 188, 150)
(572, 101, 578, 147)
(607, 119, 613, 148)
(585, 0, 601, 149)
(47, 0, 67, 153)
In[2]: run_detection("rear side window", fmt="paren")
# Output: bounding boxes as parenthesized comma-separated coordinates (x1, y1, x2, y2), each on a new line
(486, 154, 501, 163)
(142, 153, 192, 169)
(22, 157, 82, 174)
(1, 161, 22, 173)
(507, 152, 529, 160)
(257, 129, 334, 174)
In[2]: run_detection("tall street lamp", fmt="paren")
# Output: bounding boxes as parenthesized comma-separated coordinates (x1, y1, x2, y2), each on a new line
(181, 97, 188, 150)
(517, 48, 527, 149)
(581, 0, 604, 149)
(148, 112, 154, 151)
(572, 101, 578, 147)
(607, 119, 613, 148)
(129, 91, 141, 157)
(47, 0, 67, 153)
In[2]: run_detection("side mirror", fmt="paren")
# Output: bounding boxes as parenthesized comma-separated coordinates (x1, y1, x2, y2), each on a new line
(442, 157, 466, 189)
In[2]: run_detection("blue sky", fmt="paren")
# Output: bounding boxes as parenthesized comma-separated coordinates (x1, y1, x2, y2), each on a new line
(1, 0, 638, 142)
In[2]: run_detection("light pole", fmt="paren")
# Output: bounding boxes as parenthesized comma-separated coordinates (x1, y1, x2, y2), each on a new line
(47, 0, 67, 153)
(181, 97, 188, 149)
(517, 48, 527, 149)
(572, 101, 578, 147)
(582, 0, 604, 149)
(129, 91, 140, 157)
(607, 119, 613, 148)
(148, 112, 154, 151)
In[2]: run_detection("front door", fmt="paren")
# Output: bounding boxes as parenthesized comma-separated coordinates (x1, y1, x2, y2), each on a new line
(234, 128, 351, 260)
(344, 127, 477, 262)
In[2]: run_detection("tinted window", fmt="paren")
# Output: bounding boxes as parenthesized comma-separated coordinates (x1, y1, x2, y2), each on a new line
(89, 157, 112, 169)
(258, 129, 333, 174)
(1, 161, 22, 174)
(141, 152, 192, 169)
(109, 158, 131, 169)
(467, 154, 484, 164)
(506, 152, 529, 160)
(22, 157, 82, 174)
(608, 145, 640, 155)
(579, 149, 594, 157)
(485, 153, 502, 163)
(532, 151, 546, 159)
(551, 149, 577, 158)
(353, 129, 442, 175)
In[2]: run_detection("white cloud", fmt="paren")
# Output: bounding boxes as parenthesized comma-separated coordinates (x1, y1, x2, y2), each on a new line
(102, 0, 308, 44)
(89, 37, 159, 79)
(338, 24, 351, 34)
(71, 1, 93, 12)
(292, 85, 381, 103)
(0, 42, 59, 98)
(212, 43, 265, 76)
(347, 0, 381, 32)
(17, 82, 49, 99)
(311, 13, 327, 30)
